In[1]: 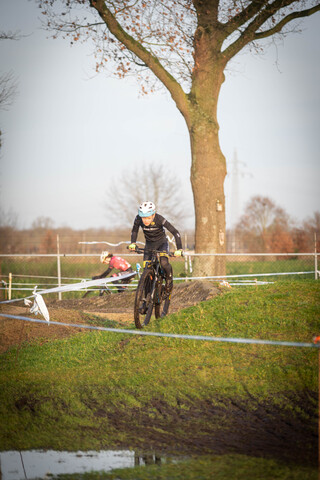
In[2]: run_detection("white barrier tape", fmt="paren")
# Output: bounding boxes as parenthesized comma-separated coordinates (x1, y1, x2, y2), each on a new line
(35, 272, 136, 295)
(78, 241, 144, 247)
(0, 274, 85, 281)
(0, 272, 137, 304)
(0, 295, 35, 304)
(4, 282, 60, 286)
(0, 284, 137, 293)
(0, 313, 318, 349)
(229, 282, 274, 286)
(173, 271, 313, 281)
(185, 253, 316, 257)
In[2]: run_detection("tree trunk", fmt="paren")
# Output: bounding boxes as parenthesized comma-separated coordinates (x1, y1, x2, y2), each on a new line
(189, 121, 227, 276)
(187, 42, 227, 276)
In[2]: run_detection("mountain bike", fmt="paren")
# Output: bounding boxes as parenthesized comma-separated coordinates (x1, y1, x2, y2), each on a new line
(132, 247, 174, 329)
(82, 285, 112, 298)
(82, 271, 135, 298)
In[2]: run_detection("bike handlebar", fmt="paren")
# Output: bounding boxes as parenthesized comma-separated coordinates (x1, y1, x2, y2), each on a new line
(127, 246, 181, 257)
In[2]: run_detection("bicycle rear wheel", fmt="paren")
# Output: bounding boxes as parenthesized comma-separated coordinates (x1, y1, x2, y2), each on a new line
(154, 278, 171, 319)
(134, 269, 155, 329)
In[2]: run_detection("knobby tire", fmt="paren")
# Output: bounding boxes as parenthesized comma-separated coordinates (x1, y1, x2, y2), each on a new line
(134, 269, 154, 329)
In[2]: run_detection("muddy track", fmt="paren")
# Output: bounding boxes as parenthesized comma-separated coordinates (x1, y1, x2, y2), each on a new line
(0, 281, 221, 352)
(99, 393, 317, 466)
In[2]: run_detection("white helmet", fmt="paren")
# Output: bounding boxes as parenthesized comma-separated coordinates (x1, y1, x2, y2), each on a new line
(100, 251, 110, 263)
(138, 201, 155, 217)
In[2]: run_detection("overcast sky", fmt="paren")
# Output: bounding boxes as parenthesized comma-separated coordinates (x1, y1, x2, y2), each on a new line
(0, 1, 319, 232)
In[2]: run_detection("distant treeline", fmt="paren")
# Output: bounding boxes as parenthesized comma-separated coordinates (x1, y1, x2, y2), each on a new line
(0, 196, 319, 254)
(0, 222, 318, 255)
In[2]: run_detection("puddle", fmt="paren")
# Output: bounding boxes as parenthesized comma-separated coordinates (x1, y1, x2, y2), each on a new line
(0, 450, 165, 480)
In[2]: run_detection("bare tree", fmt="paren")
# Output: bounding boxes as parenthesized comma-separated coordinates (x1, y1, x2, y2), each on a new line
(40, 230, 56, 253)
(302, 211, 320, 251)
(37, 0, 320, 274)
(235, 195, 294, 252)
(31, 216, 55, 230)
(0, 208, 20, 253)
(0, 207, 18, 228)
(105, 164, 190, 229)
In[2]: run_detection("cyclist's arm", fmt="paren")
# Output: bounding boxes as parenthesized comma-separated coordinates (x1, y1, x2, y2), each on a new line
(130, 215, 141, 244)
(163, 219, 182, 250)
(93, 267, 112, 280)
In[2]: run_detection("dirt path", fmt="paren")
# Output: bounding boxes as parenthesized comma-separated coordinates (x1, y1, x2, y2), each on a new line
(0, 281, 221, 352)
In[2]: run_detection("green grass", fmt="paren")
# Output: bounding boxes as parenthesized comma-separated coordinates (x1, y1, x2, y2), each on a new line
(0, 280, 319, 478)
(226, 259, 314, 278)
(51, 454, 317, 480)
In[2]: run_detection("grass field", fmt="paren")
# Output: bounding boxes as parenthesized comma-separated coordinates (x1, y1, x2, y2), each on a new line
(0, 279, 319, 479)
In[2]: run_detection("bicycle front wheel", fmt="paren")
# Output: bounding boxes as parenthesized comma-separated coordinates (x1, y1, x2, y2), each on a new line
(134, 269, 155, 329)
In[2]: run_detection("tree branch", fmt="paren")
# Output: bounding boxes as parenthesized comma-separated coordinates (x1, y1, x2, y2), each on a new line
(90, 0, 191, 122)
(223, 0, 269, 34)
(254, 4, 320, 40)
(0, 30, 21, 40)
(222, 0, 319, 60)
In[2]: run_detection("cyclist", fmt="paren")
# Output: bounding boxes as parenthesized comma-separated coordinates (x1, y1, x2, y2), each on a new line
(92, 251, 134, 293)
(129, 201, 183, 299)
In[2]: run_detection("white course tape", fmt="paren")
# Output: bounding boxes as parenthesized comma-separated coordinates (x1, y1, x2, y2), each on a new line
(173, 271, 314, 281)
(0, 272, 137, 304)
(34, 271, 136, 295)
(0, 313, 318, 348)
(78, 241, 144, 247)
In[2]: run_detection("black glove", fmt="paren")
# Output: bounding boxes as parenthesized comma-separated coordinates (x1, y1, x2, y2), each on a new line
(92, 275, 101, 280)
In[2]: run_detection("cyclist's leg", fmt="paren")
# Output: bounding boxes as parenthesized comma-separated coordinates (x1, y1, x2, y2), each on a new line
(115, 272, 126, 293)
(117, 268, 134, 292)
(160, 255, 173, 298)
(143, 245, 152, 269)
(157, 241, 173, 298)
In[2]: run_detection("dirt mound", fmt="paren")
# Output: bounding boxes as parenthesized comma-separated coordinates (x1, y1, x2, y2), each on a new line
(46, 280, 221, 314)
(0, 281, 222, 352)
(171, 280, 221, 310)
(0, 305, 91, 354)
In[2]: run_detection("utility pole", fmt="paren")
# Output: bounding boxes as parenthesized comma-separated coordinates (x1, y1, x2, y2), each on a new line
(229, 149, 252, 252)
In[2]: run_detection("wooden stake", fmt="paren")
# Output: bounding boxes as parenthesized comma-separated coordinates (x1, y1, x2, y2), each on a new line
(8, 272, 12, 300)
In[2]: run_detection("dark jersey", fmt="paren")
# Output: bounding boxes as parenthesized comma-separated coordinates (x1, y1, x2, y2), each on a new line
(131, 213, 182, 250)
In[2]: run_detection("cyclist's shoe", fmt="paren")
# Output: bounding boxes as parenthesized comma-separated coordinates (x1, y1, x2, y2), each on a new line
(117, 287, 126, 293)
